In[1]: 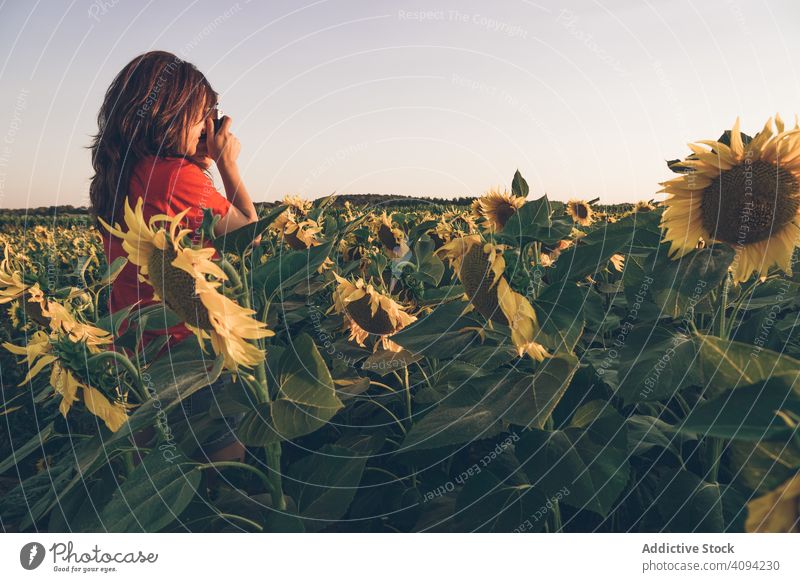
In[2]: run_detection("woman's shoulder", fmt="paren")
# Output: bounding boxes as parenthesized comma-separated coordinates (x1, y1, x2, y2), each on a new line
(133, 155, 205, 178)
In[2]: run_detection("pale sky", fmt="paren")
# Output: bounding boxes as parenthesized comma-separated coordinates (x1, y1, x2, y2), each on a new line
(1, 0, 799, 208)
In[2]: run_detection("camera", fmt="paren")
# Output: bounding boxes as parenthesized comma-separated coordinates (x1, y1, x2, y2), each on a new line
(212, 107, 223, 133)
(199, 107, 224, 143)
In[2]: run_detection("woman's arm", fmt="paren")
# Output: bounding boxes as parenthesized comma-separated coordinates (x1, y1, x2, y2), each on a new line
(216, 161, 258, 235)
(204, 116, 258, 236)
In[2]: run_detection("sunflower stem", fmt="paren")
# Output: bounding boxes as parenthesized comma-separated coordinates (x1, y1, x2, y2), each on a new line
(196, 460, 275, 496)
(726, 276, 761, 339)
(549, 497, 563, 533)
(220, 259, 244, 296)
(707, 437, 723, 484)
(122, 450, 135, 476)
(87, 351, 146, 403)
(264, 444, 286, 510)
(714, 274, 731, 338)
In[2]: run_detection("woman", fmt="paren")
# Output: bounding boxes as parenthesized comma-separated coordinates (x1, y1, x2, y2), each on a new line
(89, 51, 258, 467)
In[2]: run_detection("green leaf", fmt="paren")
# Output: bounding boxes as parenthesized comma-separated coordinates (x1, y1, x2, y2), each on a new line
(237, 400, 341, 445)
(626, 415, 682, 459)
(617, 326, 695, 404)
(646, 245, 734, 318)
(655, 470, 724, 532)
(212, 204, 286, 255)
(237, 335, 341, 445)
(138, 303, 183, 331)
(391, 301, 485, 359)
(94, 303, 135, 335)
(734, 278, 800, 311)
(0, 422, 54, 476)
(94, 256, 128, 287)
(728, 440, 800, 494)
(679, 374, 800, 441)
(533, 283, 587, 352)
(98, 451, 200, 532)
(414, 234, 445, 286)
(692, 335, 800, 399)
(277, 333, 340, 409)
(252, 239, 334, 298)
(285, 444, 367, 532)
(511, 169, 530, 199)
(455, 458, 548, 532)
(552, 228, 634, 281)
(517, 400, 629, 517)
(485, 354, 580, 429)
(362, 348, 422, 377)
(498, 196, 573, 246)
(621, 211, 664, 254)
(402, 404, 504, 451)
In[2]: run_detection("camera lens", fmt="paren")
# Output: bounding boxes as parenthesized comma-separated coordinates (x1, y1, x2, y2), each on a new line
(213, 107, 223, 132)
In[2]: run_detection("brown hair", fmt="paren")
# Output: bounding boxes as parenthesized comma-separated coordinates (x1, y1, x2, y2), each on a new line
(88, 50, 217, 227)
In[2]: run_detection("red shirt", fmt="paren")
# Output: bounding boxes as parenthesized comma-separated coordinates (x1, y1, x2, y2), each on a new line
(102, 155, 231, 351)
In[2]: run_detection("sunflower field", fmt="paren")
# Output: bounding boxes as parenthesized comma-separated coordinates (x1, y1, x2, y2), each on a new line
(1, 117, 799, 533)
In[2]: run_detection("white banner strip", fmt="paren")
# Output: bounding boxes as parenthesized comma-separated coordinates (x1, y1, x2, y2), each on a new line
(1, 533, 797, 581)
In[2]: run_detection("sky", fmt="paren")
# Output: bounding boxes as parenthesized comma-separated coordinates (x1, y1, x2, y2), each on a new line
(1, 0, 799, 208)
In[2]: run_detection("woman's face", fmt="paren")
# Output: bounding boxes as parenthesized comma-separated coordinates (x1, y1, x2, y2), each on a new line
(183, 105, 208, 158)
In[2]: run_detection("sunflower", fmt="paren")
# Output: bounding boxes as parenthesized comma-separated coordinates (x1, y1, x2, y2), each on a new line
(540, 238, 574, 265)
(745, 472, 800, 532)
(99, 198, 273, 370)
(443, 209, 478, 236)
(470, 198, 482, 219)
(0, 245, 27, 302)
(0, 246, 50, 326)
(272, 195, 313, 236)
(331, 273, 416, 352)
(3, 330, 131, 431)
(437, 235, 549, 361)
(634, 200, 657, 213)
(342, 200, 357, 222)
(566, 199, 594, 226)
(538, 253, 555, 268)
(373, 212, 410, 258)
(661, 116, 800, 283)
(475, 188, 526, 231)
(281, 194, 312, 217)
(276, 214, 334, 273)
(280, 215, 323, 250)
(609, 253, 625, 272)
(338, 235, 368, 262)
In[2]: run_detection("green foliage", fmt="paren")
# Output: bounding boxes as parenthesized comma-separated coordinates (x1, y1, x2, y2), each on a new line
(3, 168, 799, 533)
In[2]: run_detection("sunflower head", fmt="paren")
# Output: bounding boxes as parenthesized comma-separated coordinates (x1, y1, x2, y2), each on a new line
(476, 188, 525, 231)
(104, 202, 220, 332)
(660, 116, 800, 282)
(101, 198, 272, 370)
(148, 244, 213, 331)
(566, 199, 594, 226)
(21, 284, 49, 327)
(373, 212, 409, 258)
(609, 253, 625, 272)
(375, 212, 401, 247)
(281, 216, 323, 250)
(746, 472, 800, 532)
(332, 273, 416, 351)
(3, 330, 132, 432)
(634, 200, 657, 213)
(282, 194, 312, 216)
(442, 209, 478, 235)
(437, 235, 548, 361)
(437, 235, 506, 323)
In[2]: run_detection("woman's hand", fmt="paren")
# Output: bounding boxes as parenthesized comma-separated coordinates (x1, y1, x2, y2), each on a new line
(205, 115, 240, 171)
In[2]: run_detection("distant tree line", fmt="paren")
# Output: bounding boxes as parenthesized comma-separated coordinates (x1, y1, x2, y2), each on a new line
(1, 196, 641, 217)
